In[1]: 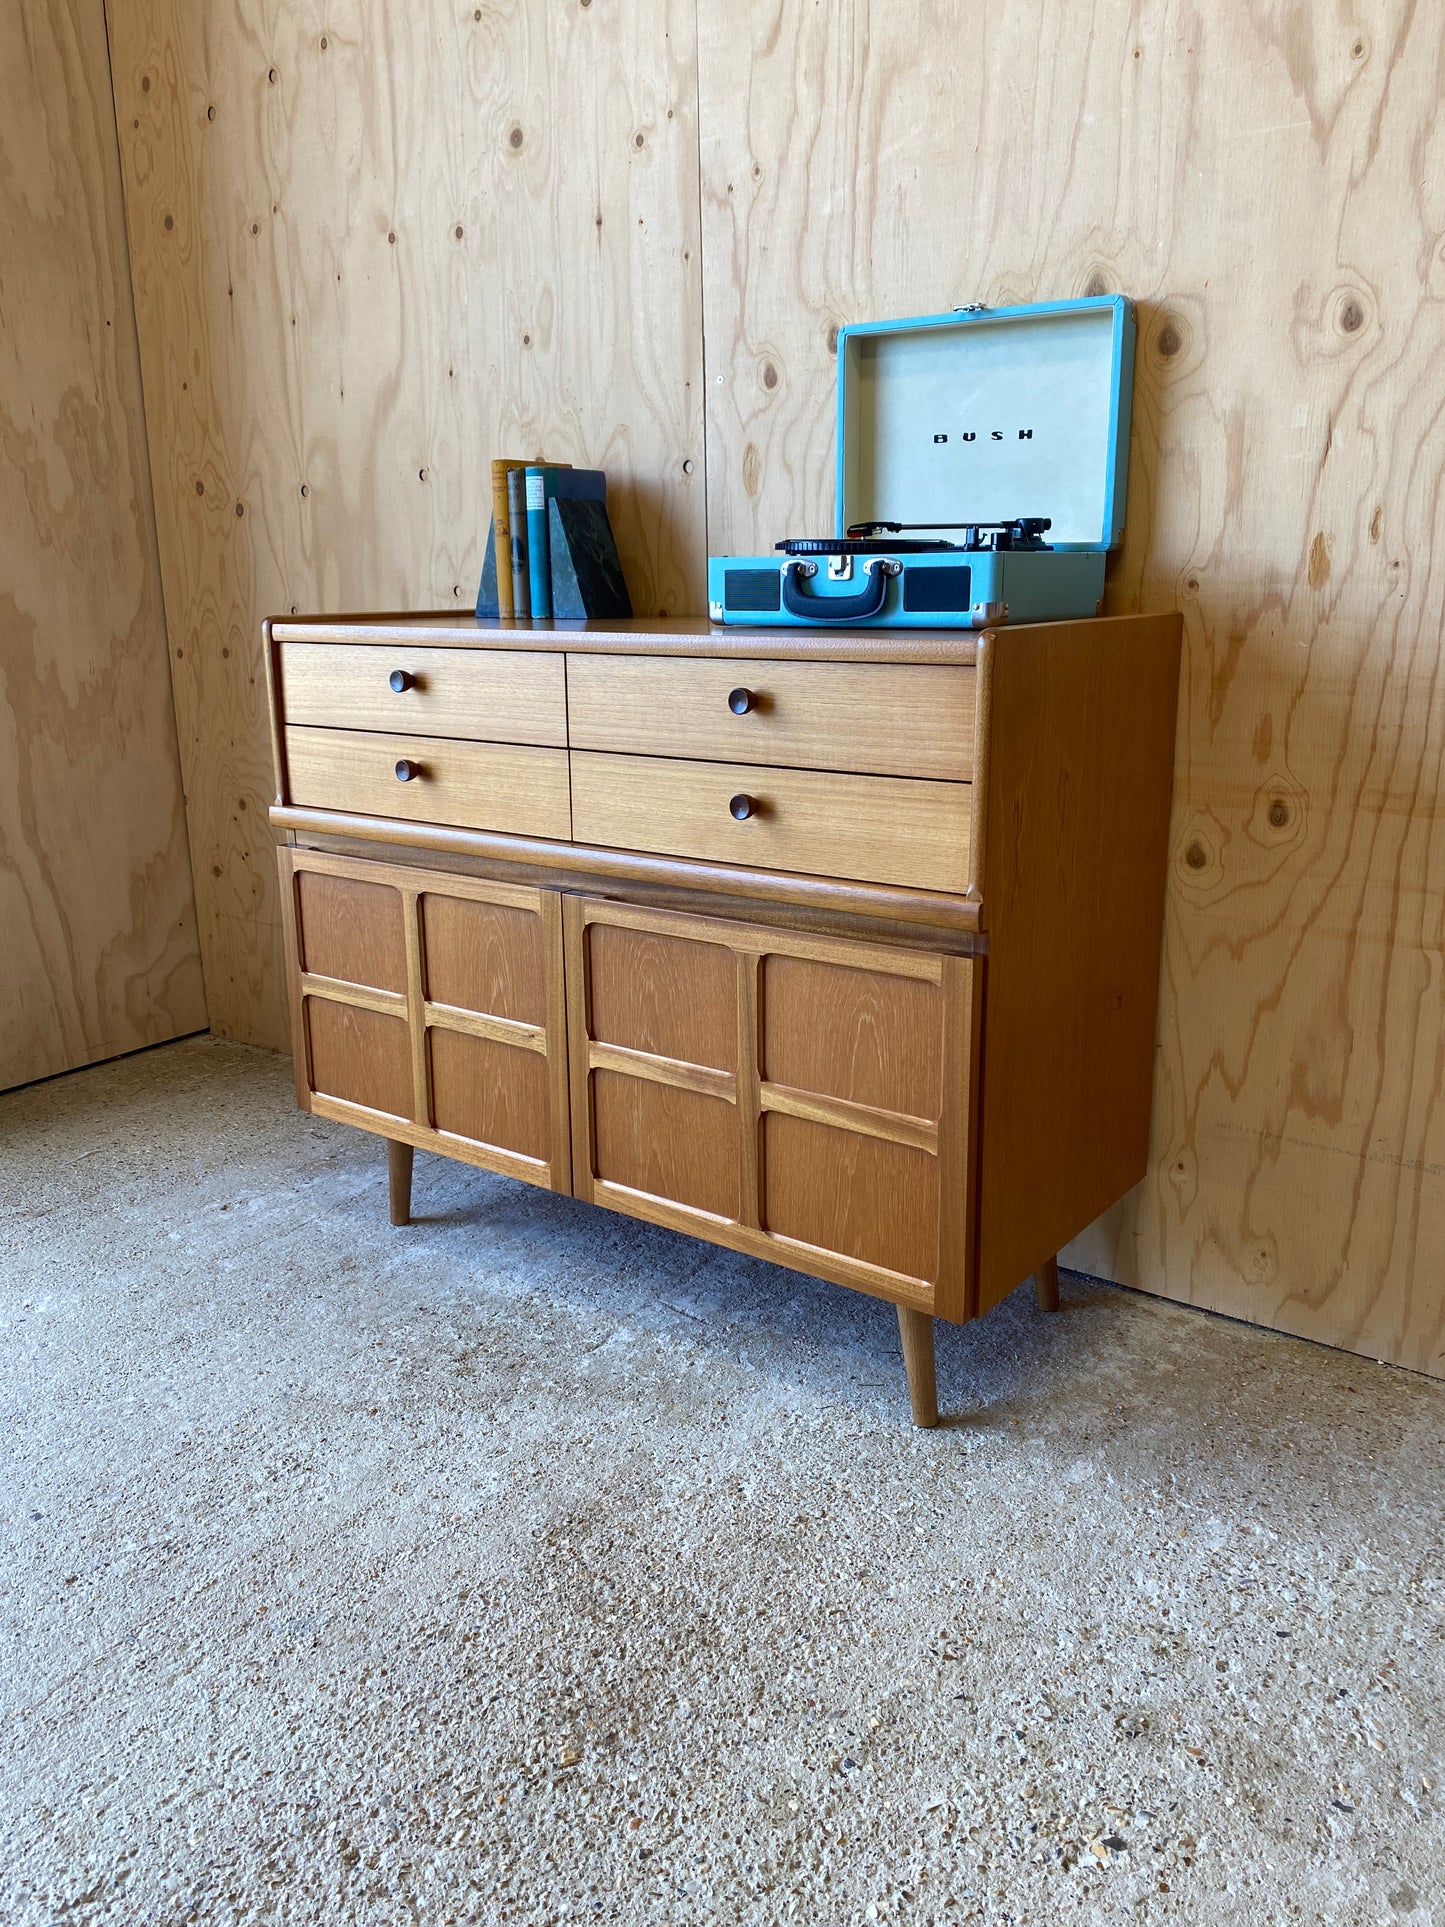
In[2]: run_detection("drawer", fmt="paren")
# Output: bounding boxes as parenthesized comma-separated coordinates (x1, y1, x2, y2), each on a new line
(566, 654, 974, 778)
(278, 643, 567, 745)
(570, 751, 970, 892)
(285, 727, 572, 839)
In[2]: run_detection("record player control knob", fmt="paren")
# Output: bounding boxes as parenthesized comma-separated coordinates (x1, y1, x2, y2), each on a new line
(727, 687, 754, 715)
(395, 759, 423, 783)
(729, 793, 755, 821)
(389, 668, 415, 693)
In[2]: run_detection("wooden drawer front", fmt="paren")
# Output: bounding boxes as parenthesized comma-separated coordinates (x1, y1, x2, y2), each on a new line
(285, 726, 571, 840)
(565, 897, 978, 1318)
(279, 850, 571, 1192)
(570, 751, 969, 893)
(567, 655, 974, 778)
(279, 643, 566, 745)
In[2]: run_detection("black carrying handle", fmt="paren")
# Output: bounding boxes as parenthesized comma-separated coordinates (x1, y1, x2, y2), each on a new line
(781, 558, 892, 623)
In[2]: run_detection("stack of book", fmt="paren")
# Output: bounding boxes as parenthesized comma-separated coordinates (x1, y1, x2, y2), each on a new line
(477, 458, 632, 621)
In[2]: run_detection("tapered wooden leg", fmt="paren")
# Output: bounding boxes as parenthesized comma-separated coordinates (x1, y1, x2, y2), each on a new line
(1032, 1254, 1060, 1312)
(387, 1139, 414, 1227)
(896, 1305, 938, 1428)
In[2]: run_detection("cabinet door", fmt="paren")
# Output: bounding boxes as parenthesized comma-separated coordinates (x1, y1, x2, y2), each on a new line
(564, 898, 977, 1318)
(279, 849, 570, 1191)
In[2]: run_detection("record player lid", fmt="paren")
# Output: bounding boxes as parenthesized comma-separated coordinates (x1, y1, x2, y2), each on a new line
(836, 295, 1135, 551)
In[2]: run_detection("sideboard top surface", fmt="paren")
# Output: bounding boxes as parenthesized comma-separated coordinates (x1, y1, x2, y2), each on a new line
(269, 611, 997, 664)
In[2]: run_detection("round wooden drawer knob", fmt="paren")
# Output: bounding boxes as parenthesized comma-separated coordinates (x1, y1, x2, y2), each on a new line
(389, 668, 414, 692)
(395, 758, 423, 782)
(727, 686, 754, 715)
(729, 793, 755, 820)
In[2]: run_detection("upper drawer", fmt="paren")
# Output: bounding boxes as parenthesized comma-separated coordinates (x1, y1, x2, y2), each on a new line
(570, 751, 970, 893)
(566, 655, 974, 779)
(285, 726, 571, 840)
(278, 643, 567, 745)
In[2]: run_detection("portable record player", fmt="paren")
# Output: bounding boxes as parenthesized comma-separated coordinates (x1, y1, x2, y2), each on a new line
(707, 294, 1135, 628)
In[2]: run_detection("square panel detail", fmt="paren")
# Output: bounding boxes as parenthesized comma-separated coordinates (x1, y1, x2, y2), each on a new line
(762, 954, 943, 1119)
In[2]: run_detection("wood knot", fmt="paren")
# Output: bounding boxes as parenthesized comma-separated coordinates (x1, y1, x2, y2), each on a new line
(761, 361, 779, 391)
(1084, 272, 1109, 297)
(826, 324, 839, 354)
(508, 125, 524, 150)
(1184, 842, 1208, 871)
(1267, 799, 1290, 829)
(1338, 296, 1364, 334)
(1157, 322, 1182, 358)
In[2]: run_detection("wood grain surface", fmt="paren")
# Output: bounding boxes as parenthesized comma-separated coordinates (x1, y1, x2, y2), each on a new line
(696, 1, 1445, 1375)
(279, 643, 567, 745)
(566, 654, 976, 775)
(0, 0, 204, 1090)
(284, 727, 572, 840)
(107, 0, 706, 1043)
(570, 750, 972, 891)
(565, 893, 974, 1314)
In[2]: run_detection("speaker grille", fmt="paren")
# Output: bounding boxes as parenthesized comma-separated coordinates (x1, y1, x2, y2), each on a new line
(902, 564, 972, 614)
(725, 568, 782, 613)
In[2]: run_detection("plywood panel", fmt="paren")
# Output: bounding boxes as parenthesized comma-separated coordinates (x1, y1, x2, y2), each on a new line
(107, 0, 707, 1048)
(697, 1, 1445, 1375)
(0, 0, 204, 1091)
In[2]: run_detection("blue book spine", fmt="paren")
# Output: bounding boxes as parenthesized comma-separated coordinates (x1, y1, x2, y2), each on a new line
(525, 467, 553, 620)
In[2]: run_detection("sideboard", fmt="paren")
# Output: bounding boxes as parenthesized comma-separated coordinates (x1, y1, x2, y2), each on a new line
(265, 611, 1181, 1424)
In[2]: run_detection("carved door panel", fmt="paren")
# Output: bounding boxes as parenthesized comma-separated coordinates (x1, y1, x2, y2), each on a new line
(563, 897, 977, 1317)
(279, 849, 570, 1192)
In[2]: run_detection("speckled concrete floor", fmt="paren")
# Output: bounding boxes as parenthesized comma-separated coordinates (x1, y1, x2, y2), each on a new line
(1, 1038, 1442, 1927)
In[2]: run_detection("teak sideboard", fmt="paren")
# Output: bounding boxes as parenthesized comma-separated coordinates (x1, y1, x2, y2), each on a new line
(265, 612, 1181, 1425)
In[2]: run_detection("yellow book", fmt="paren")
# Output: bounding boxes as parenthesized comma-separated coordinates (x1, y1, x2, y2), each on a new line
(490, 459, 530, 618)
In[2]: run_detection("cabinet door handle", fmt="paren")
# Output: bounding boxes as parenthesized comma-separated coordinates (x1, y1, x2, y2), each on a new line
(395, 759, 423, 783)
(389, 668, 414, 692)
(727, 686, 754, 715)
(729, 793, 755, 820)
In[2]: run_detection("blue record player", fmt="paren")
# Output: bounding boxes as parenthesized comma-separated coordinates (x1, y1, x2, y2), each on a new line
(707, 295, 1135, 628)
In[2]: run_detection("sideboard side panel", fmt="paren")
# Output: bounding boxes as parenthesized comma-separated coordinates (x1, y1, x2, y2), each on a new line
(974, 614, 1183, 1314)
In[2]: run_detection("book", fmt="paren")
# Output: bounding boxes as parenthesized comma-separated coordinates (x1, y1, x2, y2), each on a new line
(507, 466, 531, 619)
(525, 466, 607, 620)
(548, 496, 633, 619)
(489, 459, 528, 618)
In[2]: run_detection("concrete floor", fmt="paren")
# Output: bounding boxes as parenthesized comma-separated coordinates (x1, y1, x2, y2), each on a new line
(1, 1038, 1442, 1927)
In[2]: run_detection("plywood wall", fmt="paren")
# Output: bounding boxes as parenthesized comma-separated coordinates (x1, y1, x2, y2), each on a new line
(696, 0, 1445, 1377)
(0, 0, 205, 1092)
(99, 0, 1443, 1374)
(107, 0, 707, 1046)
